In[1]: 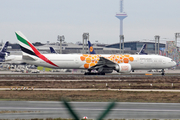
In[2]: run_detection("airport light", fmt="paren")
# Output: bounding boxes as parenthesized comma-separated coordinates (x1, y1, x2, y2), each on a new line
(175, 33, 180, 47)
(119, 35, 124, 54)
(82, 33, 89, 54)
(57, 35, 60, 53)
(155, 35, 160, 55)
(57, 35, 65, 54)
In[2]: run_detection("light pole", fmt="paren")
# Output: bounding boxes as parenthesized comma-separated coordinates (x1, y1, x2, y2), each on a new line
(82, 33, 89, 54)
(155, 35, 160, 55)
(119, 35, 124, 54)
(175, 33, 180, 66)
(175, 33, 180, 47)
(57, 35, 65, 54)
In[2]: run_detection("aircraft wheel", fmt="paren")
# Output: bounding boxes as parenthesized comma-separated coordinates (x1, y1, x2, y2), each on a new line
(161, 69, 165, 76)
(98, 72, 105, 75)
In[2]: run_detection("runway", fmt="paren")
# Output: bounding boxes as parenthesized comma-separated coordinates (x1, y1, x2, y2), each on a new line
(0, 69, 179, 78)
(1, 88, 180, 92)
(0, 101, 180, 119)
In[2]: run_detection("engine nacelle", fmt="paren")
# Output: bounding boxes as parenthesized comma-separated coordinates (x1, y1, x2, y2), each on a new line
(115, 63, 131, 73)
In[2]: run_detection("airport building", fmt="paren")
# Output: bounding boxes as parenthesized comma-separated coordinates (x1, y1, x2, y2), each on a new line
(106, 41, 166, 54)
(3, 40, 166, 55)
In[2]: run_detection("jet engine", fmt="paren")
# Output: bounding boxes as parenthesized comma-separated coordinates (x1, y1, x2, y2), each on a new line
(115, 63, 131, 73)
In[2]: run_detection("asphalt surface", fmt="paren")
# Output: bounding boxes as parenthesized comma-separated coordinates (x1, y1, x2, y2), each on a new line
(0, 69, 179, 76)
(2, 88, 180, 92)
(0, 101, 180, 119)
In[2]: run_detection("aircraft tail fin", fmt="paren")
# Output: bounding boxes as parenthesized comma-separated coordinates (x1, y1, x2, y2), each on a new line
(50, 47, 57, 54)
(0, 41, 9, 62)
(15, 31, 40, 57)
(15, 31, 58, 67)
(88, 41, 96, 54)
(0, 41, 9, 53)
(139, 44, 147, 55)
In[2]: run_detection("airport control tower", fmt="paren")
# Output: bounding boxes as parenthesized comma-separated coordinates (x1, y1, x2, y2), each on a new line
(115, 0, 127, 35)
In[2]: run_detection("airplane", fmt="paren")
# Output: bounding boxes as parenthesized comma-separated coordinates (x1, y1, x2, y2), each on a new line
(5, 46, 58, 65)
(5, 55, 25, 65)
(50, 47, 58, 54)
(0, 41, 26, 65)
(5, 45, 56, 65)
(15, 31, 176, 75)
(0, 41, 10, 62)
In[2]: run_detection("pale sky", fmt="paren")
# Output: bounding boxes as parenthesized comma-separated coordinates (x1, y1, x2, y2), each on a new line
(0, 0, 180, 45)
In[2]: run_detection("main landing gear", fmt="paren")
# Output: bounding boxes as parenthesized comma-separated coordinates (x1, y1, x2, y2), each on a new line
(84, 72, 105, 75)
(161, 69, 165, 76)
(84, 70, 105, 75)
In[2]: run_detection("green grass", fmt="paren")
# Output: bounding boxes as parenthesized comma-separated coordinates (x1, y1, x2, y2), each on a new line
(37, 66, 52, 71)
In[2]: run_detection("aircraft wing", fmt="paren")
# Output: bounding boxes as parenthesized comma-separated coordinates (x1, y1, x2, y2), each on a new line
(89, 57, 117, 70)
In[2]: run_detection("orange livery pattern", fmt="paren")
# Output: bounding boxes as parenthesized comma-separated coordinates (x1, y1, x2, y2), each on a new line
(80, 54, 134, 69)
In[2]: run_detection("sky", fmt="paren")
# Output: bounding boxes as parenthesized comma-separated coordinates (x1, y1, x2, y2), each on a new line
(0, 0, 180, 45)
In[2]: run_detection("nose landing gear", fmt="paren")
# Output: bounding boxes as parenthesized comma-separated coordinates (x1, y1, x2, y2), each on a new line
(161, 69, 165, 75)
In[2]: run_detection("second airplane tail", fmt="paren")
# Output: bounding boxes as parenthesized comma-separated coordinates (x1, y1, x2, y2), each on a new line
(50, 47, 58, 54)
(0, 41, 9, 62)
(138, 44, 147, 55)
(0, 41, 10, 62)
(88, 41, 96, 54)
(0, 41, 9, 53)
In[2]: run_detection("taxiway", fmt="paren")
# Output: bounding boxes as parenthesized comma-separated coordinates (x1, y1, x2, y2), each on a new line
(0, 101, 180, 119)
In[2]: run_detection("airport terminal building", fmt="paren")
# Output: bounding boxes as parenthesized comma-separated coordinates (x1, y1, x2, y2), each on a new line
(106, 41, 166, 54)
(31, 41, 166, 55)
(3, 40, 166, 54)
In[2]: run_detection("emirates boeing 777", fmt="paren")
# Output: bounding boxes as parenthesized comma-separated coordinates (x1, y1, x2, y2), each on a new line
(15, 31, 176, 75)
